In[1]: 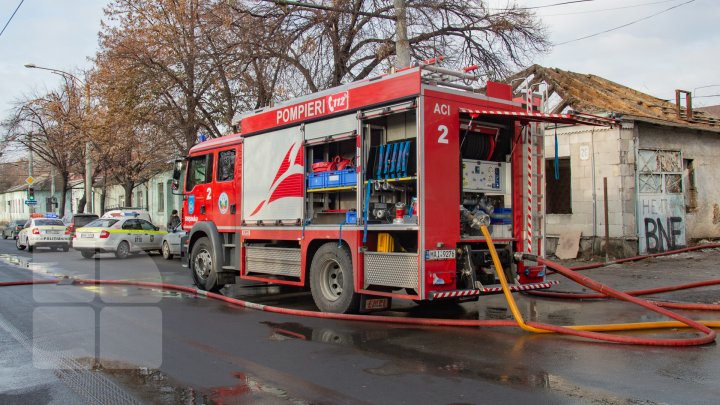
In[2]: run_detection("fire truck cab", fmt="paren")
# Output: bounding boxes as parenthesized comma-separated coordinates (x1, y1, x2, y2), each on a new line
(175, 65, 611, 313)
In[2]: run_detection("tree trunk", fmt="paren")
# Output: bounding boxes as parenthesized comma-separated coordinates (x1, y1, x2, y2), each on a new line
(123, 182, 135, 207)
(100, 172, 108, 214)
(58, 173, 69, 216)
(77, 195, 86, 214)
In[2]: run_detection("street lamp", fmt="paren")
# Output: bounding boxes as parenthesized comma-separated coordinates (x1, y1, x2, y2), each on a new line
(25, 63, 93, 215)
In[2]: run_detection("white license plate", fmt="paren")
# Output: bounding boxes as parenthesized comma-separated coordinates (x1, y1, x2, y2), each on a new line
(425, 249, 456, 261)
(44, 230, 60, 235)
(81, 233, 95, 238)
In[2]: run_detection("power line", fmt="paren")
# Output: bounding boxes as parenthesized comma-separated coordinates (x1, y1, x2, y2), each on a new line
(554, 0, 695, 46)
(543, 0, 683, 17)
(513, 0, 596, 10)
(0, 0, 25, 39)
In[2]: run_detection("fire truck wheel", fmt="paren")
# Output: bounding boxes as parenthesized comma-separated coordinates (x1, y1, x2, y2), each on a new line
(115, 241, 130, 259)
(310, 243, 360, 314)
(191, 237, 223, 292)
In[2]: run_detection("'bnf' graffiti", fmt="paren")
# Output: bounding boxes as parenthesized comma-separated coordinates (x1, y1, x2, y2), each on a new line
(644, 217, 683, 253)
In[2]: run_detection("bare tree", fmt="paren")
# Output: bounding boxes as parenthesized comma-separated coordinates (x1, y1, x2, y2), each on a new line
(234, 0, 549, 94)
(2, 86, 86, 215)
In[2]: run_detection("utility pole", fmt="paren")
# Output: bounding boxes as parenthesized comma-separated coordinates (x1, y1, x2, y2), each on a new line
(28, 133, 34, 215)
(84, 81, 93, 215)
(393, 0, 410, 69)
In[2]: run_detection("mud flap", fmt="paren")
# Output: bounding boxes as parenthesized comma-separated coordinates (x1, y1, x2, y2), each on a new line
(359, 295, 391, 313)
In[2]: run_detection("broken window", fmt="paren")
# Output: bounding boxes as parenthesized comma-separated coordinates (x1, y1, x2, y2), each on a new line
(545, 158, 572, 214)
(638, 149, 683, 195)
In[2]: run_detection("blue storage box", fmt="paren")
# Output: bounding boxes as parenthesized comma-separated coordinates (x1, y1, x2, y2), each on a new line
(307, 172, 326, 189)
(340, 168, 356, 186)
(345, 211, 357, 224)
(326, 171, 342, 187)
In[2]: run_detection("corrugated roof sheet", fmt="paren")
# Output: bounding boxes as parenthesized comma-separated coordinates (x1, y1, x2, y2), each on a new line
(506, 65, 720, 132)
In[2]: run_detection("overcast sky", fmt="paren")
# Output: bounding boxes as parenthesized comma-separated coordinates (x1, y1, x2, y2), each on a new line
(0, 0, 717, 129)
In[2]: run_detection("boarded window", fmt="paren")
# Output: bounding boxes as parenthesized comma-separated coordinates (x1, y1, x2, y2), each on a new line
(545, 158, 572, 214)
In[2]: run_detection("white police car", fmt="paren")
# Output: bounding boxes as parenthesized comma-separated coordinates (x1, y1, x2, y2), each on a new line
(16, 214, 71, 252)
(73, 216, 167, 259)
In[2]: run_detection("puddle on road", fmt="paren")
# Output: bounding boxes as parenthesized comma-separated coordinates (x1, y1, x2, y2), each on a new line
(259, 321, 644, 404)
(0, 253, 63, 278)
(73, 358, 311, 405)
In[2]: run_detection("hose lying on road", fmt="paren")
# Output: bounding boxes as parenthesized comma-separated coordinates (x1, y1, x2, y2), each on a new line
(1, 232, 718, 346)
(531, 243, 720, 312)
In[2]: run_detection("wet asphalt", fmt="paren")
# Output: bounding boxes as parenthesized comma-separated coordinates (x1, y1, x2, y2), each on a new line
(0, 240, 719, 404)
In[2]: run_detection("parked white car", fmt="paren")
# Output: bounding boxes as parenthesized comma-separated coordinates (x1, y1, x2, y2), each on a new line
(161, 223, 186, 260)
(16, 216, 71, 252)
(73, 217, 166, 259)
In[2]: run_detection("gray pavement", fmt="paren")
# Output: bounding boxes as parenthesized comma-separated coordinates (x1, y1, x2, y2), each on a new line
(1, 240, 719, 404)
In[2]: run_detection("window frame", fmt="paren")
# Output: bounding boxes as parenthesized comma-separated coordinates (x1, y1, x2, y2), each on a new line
(185, 154, 214, 192)
(215, 148, 236, 182)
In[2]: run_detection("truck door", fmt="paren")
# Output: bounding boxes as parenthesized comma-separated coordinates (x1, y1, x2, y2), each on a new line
(184, 153, 214, 224)
(213, 147, 239, 229)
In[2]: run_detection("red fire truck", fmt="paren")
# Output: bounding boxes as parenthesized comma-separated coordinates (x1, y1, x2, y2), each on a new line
(173, 64, 611, 313)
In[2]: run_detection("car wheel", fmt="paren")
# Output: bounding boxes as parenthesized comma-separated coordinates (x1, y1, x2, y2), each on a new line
(15, 238, 25, 250)
(115, 241, 130, 259)
(27, 244, 34, 253)
(310, 243, 360, 314)
(62, 246, 70, 252)
(162, 241, 173, 260)
(190, 237, 223, 292)
(81, 251, 95, 259)
(2, 233, 7, 240)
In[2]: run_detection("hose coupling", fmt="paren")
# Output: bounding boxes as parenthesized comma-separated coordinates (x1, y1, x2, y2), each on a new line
(514, 252, 538, 262)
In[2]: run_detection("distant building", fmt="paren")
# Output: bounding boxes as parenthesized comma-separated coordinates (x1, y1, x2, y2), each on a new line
(508, 65, 720, 257)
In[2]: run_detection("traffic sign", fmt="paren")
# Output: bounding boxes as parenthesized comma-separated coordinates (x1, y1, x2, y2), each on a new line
(24, 200, 37, 206)
(26, 176, 34, 185)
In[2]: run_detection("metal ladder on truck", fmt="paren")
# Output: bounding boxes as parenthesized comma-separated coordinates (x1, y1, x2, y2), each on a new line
(523, 85, 548, 264)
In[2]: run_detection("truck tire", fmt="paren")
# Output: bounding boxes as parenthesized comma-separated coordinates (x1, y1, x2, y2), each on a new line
(162, 241, 173, 260)
(81, 251, 95, 259)
(190, 237, 223, 292)
(310, 243, 360, 314)
(115, 241, 130, 259)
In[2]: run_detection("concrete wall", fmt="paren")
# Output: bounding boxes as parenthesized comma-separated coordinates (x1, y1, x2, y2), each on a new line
(543, 123, 638, 258)
(637, 122, 720, 241)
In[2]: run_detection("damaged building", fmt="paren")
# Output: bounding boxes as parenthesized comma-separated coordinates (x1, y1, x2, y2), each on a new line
(507, 65, 720, 258)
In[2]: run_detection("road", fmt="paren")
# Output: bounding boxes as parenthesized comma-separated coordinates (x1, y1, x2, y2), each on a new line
(1, 239, 719, 404)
